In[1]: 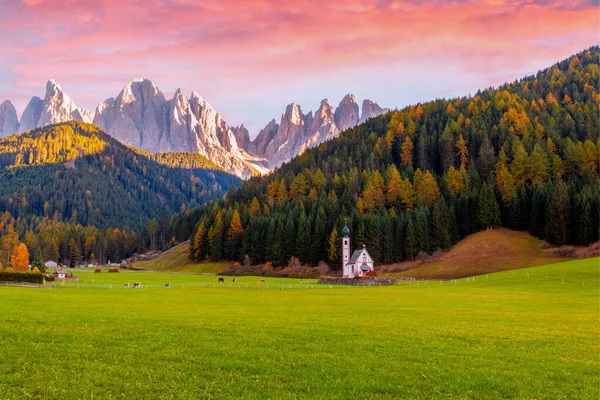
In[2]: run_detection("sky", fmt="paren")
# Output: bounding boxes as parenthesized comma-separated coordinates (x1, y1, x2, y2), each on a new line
(0, 0, 598, 137)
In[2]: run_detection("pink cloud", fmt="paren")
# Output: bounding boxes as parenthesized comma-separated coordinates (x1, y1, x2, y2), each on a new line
(0, 0, 597, 132)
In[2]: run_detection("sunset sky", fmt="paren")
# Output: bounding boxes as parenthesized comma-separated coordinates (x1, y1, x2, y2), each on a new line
(0, 0, 598, 135)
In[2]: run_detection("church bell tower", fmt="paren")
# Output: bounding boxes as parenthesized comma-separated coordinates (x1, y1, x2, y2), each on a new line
(342, 224, 351, 277)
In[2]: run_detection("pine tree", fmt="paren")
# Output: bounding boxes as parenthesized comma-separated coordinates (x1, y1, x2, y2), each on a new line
(404, 218, 416, 260)
(545, 180, 570, 245)
(32, 247, 45, 272)
(477, 183, 501, 230)
(295, 212, 311, 264)
(432, 198, 451, 250)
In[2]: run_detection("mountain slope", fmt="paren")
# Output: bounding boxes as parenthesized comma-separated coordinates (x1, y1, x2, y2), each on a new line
(180, 46, 599, 268)
(0, 121, 240, 230)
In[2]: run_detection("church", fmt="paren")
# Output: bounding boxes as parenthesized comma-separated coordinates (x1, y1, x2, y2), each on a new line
(341, 224, 374, 278)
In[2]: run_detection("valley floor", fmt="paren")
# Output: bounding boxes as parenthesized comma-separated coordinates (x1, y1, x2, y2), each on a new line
(0, 259, 598, 399)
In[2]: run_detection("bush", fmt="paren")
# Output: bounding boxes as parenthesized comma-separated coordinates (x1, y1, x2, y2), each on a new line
(45, 275, 55, 282)
(0, 271, 44, 284)
(94, 268, 102, 273)
(366, 270, 378, 277)
(107, 268, 119, 273)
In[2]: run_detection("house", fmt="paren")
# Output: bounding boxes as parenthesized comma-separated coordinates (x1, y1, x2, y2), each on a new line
(45, 260, 58, 269)
(54, 270, 68, 280)
(341, 225, 374, 278)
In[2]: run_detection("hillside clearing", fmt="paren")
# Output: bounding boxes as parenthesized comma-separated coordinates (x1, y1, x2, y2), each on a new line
(133, 241, 228, 273)
(393, 228, 565, 279)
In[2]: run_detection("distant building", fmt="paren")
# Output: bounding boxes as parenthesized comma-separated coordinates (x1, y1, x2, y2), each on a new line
(45, 261, 58, 269)
(341, 225, 374, 278)
(54, 270, 68, 280)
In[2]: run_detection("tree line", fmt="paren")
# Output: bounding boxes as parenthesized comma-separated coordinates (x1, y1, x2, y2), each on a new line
(184, 47, 599, 269)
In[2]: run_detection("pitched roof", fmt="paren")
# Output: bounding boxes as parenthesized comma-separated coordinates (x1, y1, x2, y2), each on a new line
(348, 250, 364, 264)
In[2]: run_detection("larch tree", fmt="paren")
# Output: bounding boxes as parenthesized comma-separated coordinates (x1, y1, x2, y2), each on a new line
(401, 136, 414, 167)
(456, 134, 469, 169)
(11, 243, 30, 272)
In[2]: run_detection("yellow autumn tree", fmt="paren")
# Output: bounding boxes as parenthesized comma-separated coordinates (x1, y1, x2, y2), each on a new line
(228, 210, 244, 240)
(11, 243, 29, 272)
(398, 177, 416, 211)
(248, 197, 261, 216)
(401, 137, 413, 166)
(386, 166, 403, 207)
(456, 134, 469, 169)
(446, 166, 465, 196)
(415, 170, 439, 206)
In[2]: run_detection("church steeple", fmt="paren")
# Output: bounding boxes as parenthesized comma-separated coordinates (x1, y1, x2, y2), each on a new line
(342, 224, 351, 277)
(342, 224, 350, 237)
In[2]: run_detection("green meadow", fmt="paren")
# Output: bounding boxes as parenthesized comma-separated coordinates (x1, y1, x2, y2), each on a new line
(0, 259, 598, 399)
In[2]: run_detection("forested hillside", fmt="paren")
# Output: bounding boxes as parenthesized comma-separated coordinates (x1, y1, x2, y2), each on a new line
(0, 121, 240, 267)
(181, 47, 599, 268)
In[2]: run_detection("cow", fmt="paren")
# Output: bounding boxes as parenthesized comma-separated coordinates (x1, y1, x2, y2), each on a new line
(218, 277, 225, 283)
(164, 283, 170, 288)
(124, 283, 130, 288)
(259, 279, 265, 283)
(133, 282, 141, 288)
(232, 278, 237, 283)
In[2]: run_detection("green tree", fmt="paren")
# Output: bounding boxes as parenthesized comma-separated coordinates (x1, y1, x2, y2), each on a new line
(32, 248, 46, 272)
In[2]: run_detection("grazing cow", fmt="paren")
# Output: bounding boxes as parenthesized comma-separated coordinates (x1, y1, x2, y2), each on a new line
(259, 279, 265, 283)
(218, 277, 225, 283)
(133, 282, 141, 288)
(124, 283, 130, 288)
(232, 278, 237, 283)
(164, 283, 170, 288)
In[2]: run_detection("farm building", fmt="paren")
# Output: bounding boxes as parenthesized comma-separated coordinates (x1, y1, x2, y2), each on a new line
(54, 270, 68, 280)
(341, 225, 374, 278)
(45, 260, 58, 269)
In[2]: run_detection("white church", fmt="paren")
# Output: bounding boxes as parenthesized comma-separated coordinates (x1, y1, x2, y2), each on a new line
(341, 224, 374, 278)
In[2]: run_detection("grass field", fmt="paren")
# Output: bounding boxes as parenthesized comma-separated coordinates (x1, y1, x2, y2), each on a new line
(0, 258, 598, 399)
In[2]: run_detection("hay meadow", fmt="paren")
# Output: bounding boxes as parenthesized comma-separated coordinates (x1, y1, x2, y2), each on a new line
(0, 258, 598, 399)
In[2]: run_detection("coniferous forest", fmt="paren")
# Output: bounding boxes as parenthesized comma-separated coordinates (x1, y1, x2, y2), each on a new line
(183, 47, 599, 269)
(0, 121, 240, 266)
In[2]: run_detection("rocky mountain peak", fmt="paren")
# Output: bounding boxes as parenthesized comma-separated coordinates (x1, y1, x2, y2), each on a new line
(38, 79, 78, 126)
(0, 100, 19, 138)
(334, 94, 360, 132)
(360, 99, 389, 124)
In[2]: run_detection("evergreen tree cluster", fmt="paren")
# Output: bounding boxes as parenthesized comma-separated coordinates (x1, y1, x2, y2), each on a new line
(186, 47, 600, 268)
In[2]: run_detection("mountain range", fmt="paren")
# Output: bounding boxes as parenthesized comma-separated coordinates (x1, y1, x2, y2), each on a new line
(0, 80, 388, 177)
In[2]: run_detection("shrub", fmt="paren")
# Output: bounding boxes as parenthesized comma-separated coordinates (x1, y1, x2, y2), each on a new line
(94, 268, 102, 273)
(107, 268, 119, 273)
(3, 267, 16, 273)
(366, 270, 378, 277)
(45, 275, 55, 282)
(0, 271, 44, 284)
